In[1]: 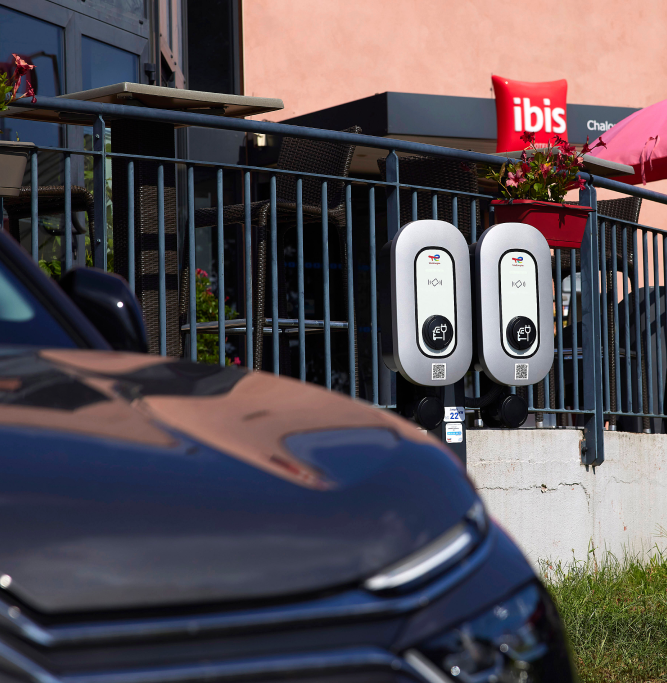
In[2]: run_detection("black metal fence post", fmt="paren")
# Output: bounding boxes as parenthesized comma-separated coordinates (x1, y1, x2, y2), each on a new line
(92, 115, 106, 270)
(380, 151, 400, 408)
(580, 181, 604, 466)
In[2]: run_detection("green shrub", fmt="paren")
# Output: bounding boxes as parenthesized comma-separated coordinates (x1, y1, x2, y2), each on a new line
(195, 268, 239, 366)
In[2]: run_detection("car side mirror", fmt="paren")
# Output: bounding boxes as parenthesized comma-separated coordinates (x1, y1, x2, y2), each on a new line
(59, 268, 148, 353)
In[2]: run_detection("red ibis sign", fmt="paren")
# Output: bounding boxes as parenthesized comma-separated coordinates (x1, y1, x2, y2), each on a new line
(492, 75, 568, 152)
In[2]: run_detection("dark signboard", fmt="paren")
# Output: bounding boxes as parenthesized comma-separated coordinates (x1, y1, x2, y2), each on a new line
(283, 92, 638, 146)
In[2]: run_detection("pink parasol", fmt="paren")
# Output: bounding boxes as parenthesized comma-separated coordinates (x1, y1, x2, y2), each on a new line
(587, 98, 667, 185)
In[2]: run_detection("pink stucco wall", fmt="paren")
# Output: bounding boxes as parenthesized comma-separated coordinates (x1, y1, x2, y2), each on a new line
(242, 0, 667, 122)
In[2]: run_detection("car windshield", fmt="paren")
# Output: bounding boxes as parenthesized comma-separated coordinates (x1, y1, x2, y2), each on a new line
(0, 260, 76, 349)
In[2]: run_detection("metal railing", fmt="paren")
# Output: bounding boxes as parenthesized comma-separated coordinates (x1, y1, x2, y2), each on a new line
(4, 95, 667, 466)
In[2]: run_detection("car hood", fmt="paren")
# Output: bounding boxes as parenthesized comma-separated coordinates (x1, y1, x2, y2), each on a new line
(0, 349, 477, 614)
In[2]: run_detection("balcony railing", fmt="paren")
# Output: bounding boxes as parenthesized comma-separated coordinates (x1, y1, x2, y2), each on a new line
(4, 95, 667, 467)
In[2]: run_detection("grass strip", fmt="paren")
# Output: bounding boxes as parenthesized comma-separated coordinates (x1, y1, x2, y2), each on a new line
(542, 545, 667, 683)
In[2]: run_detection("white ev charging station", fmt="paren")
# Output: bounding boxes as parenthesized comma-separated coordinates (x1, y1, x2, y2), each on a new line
(473, 222, 554, 387)
(380, 219, 472, 386)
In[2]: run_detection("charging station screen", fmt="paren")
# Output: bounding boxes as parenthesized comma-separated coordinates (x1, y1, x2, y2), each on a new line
(415, 248, 456, 357)
(499, 250, 539, 357)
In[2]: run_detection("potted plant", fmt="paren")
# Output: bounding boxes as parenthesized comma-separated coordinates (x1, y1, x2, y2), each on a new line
(486, 131, 606, 248)
(0, 54, 37, 197)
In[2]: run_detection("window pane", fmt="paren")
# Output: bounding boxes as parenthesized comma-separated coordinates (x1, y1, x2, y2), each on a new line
(0, 6, 63, 147)
(0, 262, 76, 349)
(82, 36, 139, 91)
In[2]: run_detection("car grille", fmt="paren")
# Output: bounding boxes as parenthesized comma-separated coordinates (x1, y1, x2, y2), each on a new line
(0, 525, 494, 683)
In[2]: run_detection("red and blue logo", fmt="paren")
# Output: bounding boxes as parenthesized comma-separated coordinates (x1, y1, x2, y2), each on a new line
(428, 254, 441, 262)
(512, 256, 524, 265)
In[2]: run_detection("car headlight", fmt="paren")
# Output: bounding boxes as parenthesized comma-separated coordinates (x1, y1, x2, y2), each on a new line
(364, 501, 488, 594)
(404, 582, 574, 683)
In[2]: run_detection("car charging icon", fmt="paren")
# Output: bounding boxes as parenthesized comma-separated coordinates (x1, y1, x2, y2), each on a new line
(433, 322, 448, 342)
(517, 324, 532, 343)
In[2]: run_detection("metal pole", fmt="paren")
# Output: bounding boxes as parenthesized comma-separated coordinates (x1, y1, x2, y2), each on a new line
(380, 151, 400, 407)
(579, 182, 604, 466)
(92, 115, 106, 270)
(30, 151, 38, 261)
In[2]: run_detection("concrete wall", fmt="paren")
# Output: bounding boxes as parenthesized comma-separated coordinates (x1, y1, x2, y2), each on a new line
(467, 429, 667, 570)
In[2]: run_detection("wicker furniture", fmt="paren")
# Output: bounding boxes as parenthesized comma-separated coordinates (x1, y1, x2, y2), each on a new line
(112, 120, 180, 357)
(192, 127, 361, 389)
(3, 185, 93, 245)
(377, 155, 481, 236)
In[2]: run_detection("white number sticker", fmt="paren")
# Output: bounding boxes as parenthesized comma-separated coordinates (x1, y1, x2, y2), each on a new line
(445, 406, 465, 422)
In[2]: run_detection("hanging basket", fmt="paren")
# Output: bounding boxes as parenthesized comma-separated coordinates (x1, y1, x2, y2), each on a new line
(491, 199, 593, 249)
(0, 141, 35, 197)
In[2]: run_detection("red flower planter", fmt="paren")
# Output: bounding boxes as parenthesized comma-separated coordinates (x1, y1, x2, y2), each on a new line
(491, 199, 593, 249)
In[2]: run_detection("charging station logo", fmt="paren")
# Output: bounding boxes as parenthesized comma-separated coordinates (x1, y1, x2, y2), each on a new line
(428, 254, 440, 263)
(511, 256, 524, 266)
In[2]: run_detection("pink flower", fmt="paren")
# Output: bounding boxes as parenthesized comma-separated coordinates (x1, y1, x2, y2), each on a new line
(206, 288, 213, 296)
(569, 176, 586, 191)
(520, 131, 535, 145)
(11, 54, 33, 78)
(558, 140, 576, 156)
(521, 162, 530, 175)
(195, 268, 209, 278)
(506, 170, 526, 187)
(232, 356, 241, 366)
(9, 54, 35, 101)
(539, 163, 551, 179)
(23, 78, 36, 104)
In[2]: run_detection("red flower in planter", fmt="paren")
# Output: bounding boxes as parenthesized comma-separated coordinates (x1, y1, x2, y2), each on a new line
(520, 131, 535, 145)
(486, 131, 595, 204)
(11, 54, 33, 78)
(23, 78, 36, 104)
(1, 54, 37, 110)
(570, 176, 587, 191)
(10, 54, 35, 100)
(559, 142, 577, 156)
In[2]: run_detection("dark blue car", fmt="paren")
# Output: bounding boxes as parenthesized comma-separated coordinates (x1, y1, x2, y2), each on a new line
(0, 230, 574, 683)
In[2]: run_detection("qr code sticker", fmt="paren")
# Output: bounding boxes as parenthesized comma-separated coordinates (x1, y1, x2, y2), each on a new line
(515, 363, 529, 381)
(432, 363, 446, 380)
